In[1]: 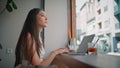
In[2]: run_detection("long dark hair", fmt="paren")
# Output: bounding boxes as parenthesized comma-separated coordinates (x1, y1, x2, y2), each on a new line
(14, 8, 43, 67)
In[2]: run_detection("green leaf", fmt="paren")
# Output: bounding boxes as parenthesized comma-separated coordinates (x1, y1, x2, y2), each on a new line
(6, 4, 13, 12)
(7, 0, 13, 4)
(12, 1, 17, 9)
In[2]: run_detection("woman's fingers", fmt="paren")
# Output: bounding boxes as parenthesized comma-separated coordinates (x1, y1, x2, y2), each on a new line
(59, 48, 69, 53)
(53, 48, 70, 55)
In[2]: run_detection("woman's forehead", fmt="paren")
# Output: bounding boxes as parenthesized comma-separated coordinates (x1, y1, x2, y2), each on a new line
(39, 11, 46, 15)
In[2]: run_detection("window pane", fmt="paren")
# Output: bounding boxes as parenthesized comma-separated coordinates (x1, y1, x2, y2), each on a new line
(104, 5, 108, 12)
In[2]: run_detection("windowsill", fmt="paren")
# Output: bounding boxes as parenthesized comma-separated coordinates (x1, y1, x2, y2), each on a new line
(107, 52, 120, 56)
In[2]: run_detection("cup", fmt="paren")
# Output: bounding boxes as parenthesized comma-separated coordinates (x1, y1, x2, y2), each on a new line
(68, 45, 78, 52)
(88, 43, 97, 55)
(68, 39, 78, 52)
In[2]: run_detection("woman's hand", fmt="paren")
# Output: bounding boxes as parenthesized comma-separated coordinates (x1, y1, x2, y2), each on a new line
(52, 48, 69, 55)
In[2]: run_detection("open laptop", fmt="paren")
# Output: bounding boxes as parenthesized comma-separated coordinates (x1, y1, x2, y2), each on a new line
(67, 34, 95, 55)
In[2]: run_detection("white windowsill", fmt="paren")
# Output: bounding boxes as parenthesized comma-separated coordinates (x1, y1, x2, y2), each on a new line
(107, 52, 120, 56)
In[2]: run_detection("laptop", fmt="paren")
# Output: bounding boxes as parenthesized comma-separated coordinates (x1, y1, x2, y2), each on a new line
(67, 34, 95, 55)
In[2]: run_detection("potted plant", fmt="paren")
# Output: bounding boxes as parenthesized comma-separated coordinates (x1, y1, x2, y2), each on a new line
(6, 0, 17, 12)
(0, 0, 17, 15)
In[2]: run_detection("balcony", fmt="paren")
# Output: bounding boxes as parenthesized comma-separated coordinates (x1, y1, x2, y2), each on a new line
(87, 17, 95, 23)
(114, 0, 120, 22)
(114, 14, 120, 22)
(114, 0, 119, 4)
(115, 22, 120, 29)
(114, 5, 120, 14)
(114, 5, 120, 22)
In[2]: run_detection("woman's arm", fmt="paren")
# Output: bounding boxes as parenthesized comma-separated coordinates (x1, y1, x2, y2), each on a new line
(31, 47, 68, 66)
(27, 33, 69, 66)
(39, 48, 69, 66)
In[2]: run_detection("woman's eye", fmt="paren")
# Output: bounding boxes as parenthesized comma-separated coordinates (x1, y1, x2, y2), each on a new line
(40, 15, 44, 17)
(40, 14, 45, 17)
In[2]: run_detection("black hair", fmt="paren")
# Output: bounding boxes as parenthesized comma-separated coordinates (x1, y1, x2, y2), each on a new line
(14, 8, 43, 67)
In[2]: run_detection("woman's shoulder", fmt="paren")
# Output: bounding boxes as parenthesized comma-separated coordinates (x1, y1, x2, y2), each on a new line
(27, 32, 32, 39)
(26, 32, 35, 44)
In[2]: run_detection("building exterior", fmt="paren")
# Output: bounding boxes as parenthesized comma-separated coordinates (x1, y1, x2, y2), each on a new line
(76, 0, 120, 54)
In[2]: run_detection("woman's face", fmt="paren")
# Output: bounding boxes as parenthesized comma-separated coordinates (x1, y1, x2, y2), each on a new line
(37, 11, 48, 28)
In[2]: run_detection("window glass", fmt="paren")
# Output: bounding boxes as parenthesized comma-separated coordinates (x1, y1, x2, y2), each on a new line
(76, 0, 120, 54)
(104, 5, 108, 12)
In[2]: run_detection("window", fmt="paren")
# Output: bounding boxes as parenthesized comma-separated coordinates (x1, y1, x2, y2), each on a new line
(104, 5, 108, 12)
(71, 0, 120, 55)
(68, 0, 76, 40)
(89, 0, 94, 3)
(98, 22, 102, 29)
(97, 9, 101, 15)
(104, 20, 109, 28)
(98, 0, 100, 2)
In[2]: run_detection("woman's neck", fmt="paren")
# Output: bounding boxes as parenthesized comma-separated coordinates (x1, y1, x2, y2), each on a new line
(39, 27, 43, 43)
(39, 27, 43, 33)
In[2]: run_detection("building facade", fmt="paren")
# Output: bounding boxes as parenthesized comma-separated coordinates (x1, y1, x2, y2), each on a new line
(76, 0, 120, 54)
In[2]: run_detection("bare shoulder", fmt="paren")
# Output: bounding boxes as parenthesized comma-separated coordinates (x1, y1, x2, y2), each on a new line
(27, 32, 32, 39)
(27, 32, 33, 44)
(27, 32, 35, 47)
(26, 32, 35, 49)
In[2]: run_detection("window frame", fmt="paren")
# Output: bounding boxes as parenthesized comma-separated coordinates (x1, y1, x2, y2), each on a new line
(68, 0, 76, 39)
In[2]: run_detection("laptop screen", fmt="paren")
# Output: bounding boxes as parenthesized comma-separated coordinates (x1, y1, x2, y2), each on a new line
(77, 34, 95, 53)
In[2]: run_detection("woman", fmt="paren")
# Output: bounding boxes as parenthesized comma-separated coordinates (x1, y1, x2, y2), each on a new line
(14, 8, 69, 67)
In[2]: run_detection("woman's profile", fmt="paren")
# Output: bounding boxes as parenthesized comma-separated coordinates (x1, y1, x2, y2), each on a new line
(14, 8, 69, 67)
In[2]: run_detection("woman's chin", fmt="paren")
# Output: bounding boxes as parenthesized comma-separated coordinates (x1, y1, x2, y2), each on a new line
(43, 24, 47, 27)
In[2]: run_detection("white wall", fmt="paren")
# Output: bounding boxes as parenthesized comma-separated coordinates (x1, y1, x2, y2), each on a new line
(45, 0, 68, 53)
(0, 0, 41, 68)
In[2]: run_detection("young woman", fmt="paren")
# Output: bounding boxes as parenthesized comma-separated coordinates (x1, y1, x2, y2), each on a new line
(14, 8, 69, 67)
